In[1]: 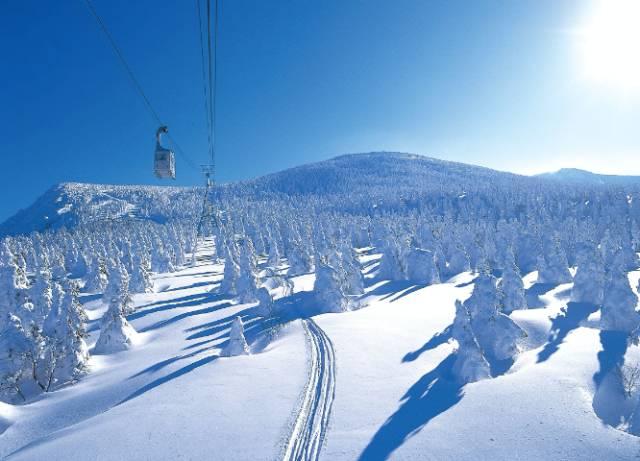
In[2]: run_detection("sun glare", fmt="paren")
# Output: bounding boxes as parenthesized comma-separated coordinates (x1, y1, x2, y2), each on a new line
(577, 0, 640, 91)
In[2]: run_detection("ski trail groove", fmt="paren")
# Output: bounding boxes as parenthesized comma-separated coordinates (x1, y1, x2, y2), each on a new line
(282, 318, 336, 461)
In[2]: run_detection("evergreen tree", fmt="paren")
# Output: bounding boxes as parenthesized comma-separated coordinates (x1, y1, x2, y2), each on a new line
(571, 244, 605, 305)
(498, 250, 526, 313)
(221, 317, 250, 357)
(601, 251, 640, 333)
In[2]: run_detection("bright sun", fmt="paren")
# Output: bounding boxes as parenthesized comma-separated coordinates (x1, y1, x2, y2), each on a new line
(577, 0, 640, 90)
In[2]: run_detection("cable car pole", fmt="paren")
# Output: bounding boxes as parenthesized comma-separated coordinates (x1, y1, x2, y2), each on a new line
(191, 0, 221, 265)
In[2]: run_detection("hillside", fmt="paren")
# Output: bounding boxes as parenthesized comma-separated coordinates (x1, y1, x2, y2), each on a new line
(0, 183, 200, 237)
(0, 153, 534, 237)
(537, 168, 640, 186)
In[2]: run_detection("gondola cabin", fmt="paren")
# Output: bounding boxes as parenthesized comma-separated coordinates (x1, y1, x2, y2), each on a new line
(154, 126, 176, 179)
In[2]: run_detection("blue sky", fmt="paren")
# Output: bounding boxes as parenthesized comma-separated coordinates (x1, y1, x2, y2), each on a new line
(1, 0, 639, 222)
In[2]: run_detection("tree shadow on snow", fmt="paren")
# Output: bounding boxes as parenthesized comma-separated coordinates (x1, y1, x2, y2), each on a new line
(537, 302, 599, 363)
(525, 283, 560, 309)
(592, 330, 630, 428)
(138, 301, 233, 333)
(162, 280, 218, 293)
(359, 354, 464, 461)
(365, 280, 425, 304)
(129, 293, 224, 320)
(402, 325, 452, 363)
(79, 293, 102, 304)
(118, 354, 220, 405)
(119, 305, 280, 406)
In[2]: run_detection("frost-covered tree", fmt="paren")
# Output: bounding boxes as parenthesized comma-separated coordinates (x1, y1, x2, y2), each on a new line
(405, 246, 440, 285)
(0, 314, 35, 402)
(129, 253, 154, 294)
(314, 256, 352, 313)
(83, 257, 107, 293)
(601, 252, 640, 333)
(94, 291, 138, 354)
(452, 270, 525, 383)
(235, 238, 259, 303)
(30, 263, 53, 321)
(219, 241, 240, 296)
(498, 251, 526, 313)
(335, 245, 365, 298)
(103, 262, 132, 314)
(571, 244, 605, 305)
(377, 237, 405, 281)
(267, 238, 281, 268)
(287, 242, 314, 276)
(537, 235, 572, 285)
(452, 300, 491, 383)
(221, 316, 250, 357)
(255, 287, 274, 317)
(442, 241, 471, 279)
(40, 281, 89, 391)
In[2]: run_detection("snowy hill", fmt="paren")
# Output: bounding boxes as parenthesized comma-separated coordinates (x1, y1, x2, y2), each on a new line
(537, 168, 640, 186)
(243, 152, 529, 195)
(0, 182, 201, 237)
(5, 154, 640, 238)
(0, 153, 533, 237)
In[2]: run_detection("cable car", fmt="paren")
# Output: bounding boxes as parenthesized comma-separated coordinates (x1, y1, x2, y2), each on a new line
(154, 126, 176, 179)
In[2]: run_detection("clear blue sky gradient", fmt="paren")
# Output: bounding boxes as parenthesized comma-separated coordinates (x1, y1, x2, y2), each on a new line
(1, 0, 639, 222)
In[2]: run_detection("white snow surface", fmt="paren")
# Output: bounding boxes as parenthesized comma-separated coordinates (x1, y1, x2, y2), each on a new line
(1, 248, 639, 460)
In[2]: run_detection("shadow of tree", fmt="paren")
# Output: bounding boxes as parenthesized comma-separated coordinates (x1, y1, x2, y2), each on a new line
(132, 292, 217, 317)
(358, 354, 464, 461)
(118, 355, 220, 405)
(139, 301, 232, 333)
(120, 306, 278, 406)
(525, 283, 560, 309)
(592, 330, 630, 428)
(163, 280, 217, 293)
(537, 302, 599, 363)
(402, 325, 452, 363)
(136, 292, 214, 317)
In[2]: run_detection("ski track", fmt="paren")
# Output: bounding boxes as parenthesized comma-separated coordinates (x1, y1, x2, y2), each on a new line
(282, 318, 336, 461)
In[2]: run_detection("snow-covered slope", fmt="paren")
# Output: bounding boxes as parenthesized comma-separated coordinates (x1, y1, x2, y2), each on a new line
(0, 153, 535, 237)
(2, 247, 638, 460)
(0, 183, 200, 237)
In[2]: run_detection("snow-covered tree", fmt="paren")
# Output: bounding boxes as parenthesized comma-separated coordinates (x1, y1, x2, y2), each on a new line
(103, 262, 133, 314)
(405, 246, 440, 285)
(571, 244, 605, 305)
(601, 251, 640, 333)
(0, 314, 37, 402)
(30, 264, 53, 321)
(451, 301, 491, 383)
(287, 242, 314, 276)
(536, 236, 572, 285)
(94, 291, 138, 354)
(40, 281, 89, 390)
(219, 241, 240, 296)
(255, 287, 274, 317)
(335, 245, 365, 298)
(378, 237, 405, 281)
(83, 257, 107, 293)
(498, 251, 526, 313)
(314, 256, 352, 313)
(129, 253, 153, 294)
(235, 238, 259, 303)
(221, 316, 250, 357)
(452, 270, 525, 383)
